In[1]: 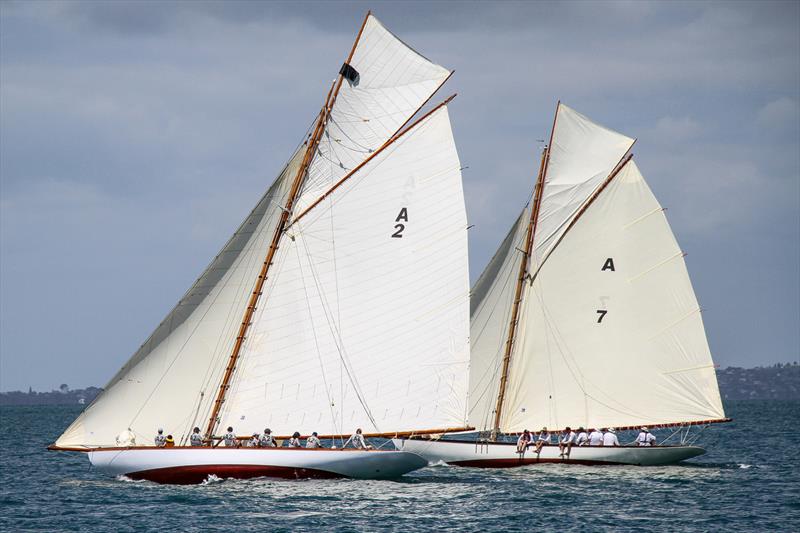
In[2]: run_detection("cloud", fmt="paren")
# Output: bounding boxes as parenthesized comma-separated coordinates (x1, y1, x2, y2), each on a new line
(757, 97, 800, 130)
(1, 0, 798, 389)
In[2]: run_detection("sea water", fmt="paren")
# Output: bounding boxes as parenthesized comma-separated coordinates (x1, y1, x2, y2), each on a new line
(0, 401, 798, 532)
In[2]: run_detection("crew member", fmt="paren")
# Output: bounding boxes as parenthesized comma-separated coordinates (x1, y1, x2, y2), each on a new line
(602, 428, 619, 447)
(155, 428, 167, 447)
(165, 434, 175, 447)
(516, 429, 532, 453)
(190, 427, 204, 446)
(559, 427, 576, 458)
(223, 426, 238, 447)
(306, 432, 321, 449)
(288, 431, 302, 448)
(636, 427, 656, 447)
(260, 428, 277, 448)
(534, 427, 551, 454)
(249, 433, 261, 447)
(575, 427, 589, 446)
(588, 428, 604, 446)
(346, 428, 372, 450)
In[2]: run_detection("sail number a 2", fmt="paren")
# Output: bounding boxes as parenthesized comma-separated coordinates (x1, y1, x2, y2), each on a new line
(392, 207, 408, 238)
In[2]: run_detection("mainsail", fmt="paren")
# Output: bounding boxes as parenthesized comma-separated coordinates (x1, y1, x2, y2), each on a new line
(56, 13, 467, 448)
(468, 103, 725, 434)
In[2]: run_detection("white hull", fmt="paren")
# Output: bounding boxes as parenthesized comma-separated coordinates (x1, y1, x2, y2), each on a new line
(393, 438, 705, 467)
(87, 447, 428, 484)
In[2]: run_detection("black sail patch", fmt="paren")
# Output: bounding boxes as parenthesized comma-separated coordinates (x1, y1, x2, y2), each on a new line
(339, 63, 360, 87)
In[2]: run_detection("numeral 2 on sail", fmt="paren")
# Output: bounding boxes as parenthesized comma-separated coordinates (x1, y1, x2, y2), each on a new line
(392, 207, 408, 238)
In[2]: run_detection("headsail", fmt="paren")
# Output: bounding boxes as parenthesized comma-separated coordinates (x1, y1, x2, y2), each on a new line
(56, 147, 304, 447)
(222, 106, 470, 436)
(502, 160, 724, 431)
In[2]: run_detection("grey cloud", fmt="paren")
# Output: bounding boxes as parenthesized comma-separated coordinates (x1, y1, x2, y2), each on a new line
(1, 0, 797, 390)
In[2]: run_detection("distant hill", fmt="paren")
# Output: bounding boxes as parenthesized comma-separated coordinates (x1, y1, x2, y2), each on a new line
(1, 364, 798, 405)
(0, 386, 103, 406)
(716, 363, 799, 400)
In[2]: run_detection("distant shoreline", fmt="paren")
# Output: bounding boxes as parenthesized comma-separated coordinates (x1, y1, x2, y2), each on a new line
(1, 363, 797, 406)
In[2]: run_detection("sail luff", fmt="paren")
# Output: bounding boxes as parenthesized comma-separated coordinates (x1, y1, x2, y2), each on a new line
(491, 102, 560, 434)
(203, 13, 371, 439)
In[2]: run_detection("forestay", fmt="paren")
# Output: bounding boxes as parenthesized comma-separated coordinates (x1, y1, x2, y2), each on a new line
(56, 148, 304, 447)
(501, 160, 725, 432)
(222, 106, 470, 436)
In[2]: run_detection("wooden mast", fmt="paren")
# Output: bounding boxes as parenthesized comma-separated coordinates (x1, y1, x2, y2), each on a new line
(491, 102, 560, 437)
(203, 11, 372, 441)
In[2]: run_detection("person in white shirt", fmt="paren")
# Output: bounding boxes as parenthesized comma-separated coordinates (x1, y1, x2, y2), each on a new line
(588, 428, 604, 446)
(259, 428, 277, 448)
(189, 427, 204, 447)
(575, 427, 589, 446)
(248, 433, 260, 447)
(559, 427, 576, 458)
(306, 431, 321, 449)
(223, 426, 238, 447)
(154, 428, 167, 447)
(636, 427, 657, 446)
(534, 427, 551, 454)
(287, 431, 302, 448)
(345, 428, 373, 450)
(602, 428, 620, 447)
(516, 429, 532, 453)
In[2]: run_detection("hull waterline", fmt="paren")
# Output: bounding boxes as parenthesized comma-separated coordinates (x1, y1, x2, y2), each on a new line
(393, 438, 705, 467)
(87, 447, 428, 484)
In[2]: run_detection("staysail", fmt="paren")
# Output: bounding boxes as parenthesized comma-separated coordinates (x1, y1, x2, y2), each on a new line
(55, 13, 462, 448)
(468, 103, 725, 434)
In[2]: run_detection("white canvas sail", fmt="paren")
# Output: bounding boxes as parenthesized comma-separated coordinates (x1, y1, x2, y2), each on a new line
(467, 210, 529, 430)
(56, 148, 304, 447)
(296, 14, 451, 215)
(222, 106, 470, 436)
(55, 13, 458, 448)
(532, 103, 635, 265)
(501, 160, 725, 432)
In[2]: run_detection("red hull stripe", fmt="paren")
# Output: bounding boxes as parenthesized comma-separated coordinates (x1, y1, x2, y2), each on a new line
(126, 464, 344, 484)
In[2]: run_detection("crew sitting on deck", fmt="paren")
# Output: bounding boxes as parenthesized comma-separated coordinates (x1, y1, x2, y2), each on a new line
(516, 429, 532, 453)
(588, 428, 604, 446)
(190, 427, 204, 446)
(223, 426, 238, 447)
(306, 432, 321, 448)
(287, 431, 302, 447)
(636, 427, 656, 447)
(602, 428, 619, 447)
(345, 428, 373, 450)
(259, 428, 277, 448)
(534, 427, 551, 454)
(165, 434, 175, 447)
(559, 427, 576, 458)
(155, 428, 167, 447)
(575, 427, 589, 446)
(249, 433, 260, 447)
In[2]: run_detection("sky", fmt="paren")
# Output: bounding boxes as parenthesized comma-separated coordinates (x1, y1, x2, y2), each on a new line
(1, 0, 798, 391)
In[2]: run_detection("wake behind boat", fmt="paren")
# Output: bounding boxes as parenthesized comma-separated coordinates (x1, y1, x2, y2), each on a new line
(397, 103, 730, 467)
(49, 11, 473, 483)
